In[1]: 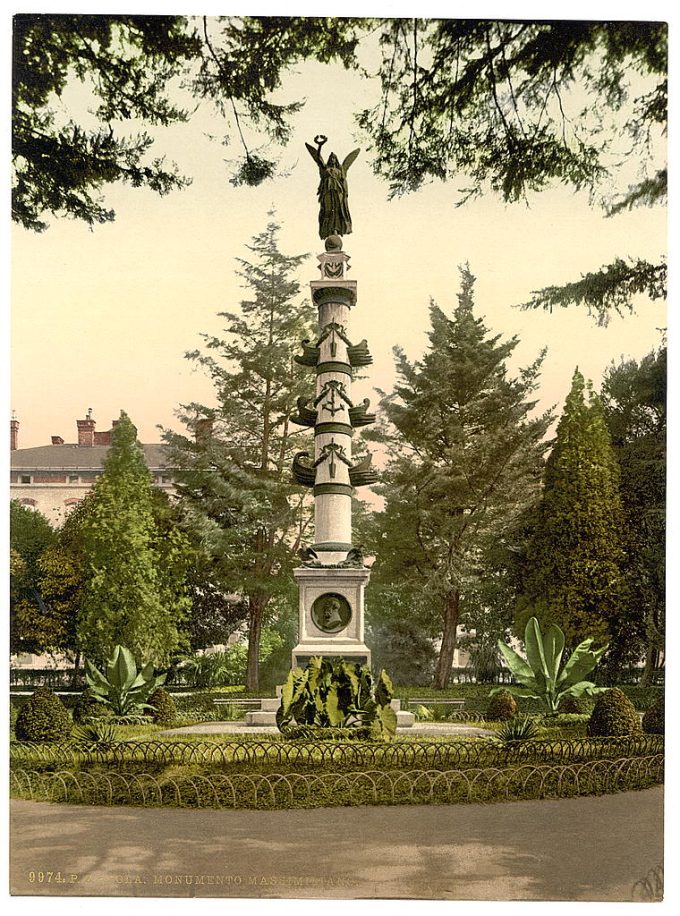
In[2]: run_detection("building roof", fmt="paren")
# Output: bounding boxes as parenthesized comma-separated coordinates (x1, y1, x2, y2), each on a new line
(11, 443, 170, 470)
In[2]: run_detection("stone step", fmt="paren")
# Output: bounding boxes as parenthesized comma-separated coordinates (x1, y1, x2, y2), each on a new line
(245, 703, 415, 729)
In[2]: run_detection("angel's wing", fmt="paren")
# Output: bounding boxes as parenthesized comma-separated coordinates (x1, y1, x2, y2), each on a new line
(305, 142, 324, 168)
(342, 148, 360, 171)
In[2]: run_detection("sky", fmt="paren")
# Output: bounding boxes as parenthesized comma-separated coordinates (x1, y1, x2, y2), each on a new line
(10, 11, 667, 452)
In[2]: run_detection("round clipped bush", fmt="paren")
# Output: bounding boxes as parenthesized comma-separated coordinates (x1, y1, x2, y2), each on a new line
(148, 687, 177, 726)
(642, 696, 664, 735)
(72, 691, 109, 724)
(559, 695, 589, 714)
(15, 688, 72, 743)
(486, 690, 518, 721)
(587, 687, 641, 737)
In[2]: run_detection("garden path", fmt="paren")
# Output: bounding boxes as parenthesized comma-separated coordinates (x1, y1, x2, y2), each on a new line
(10, 786, 662, 901)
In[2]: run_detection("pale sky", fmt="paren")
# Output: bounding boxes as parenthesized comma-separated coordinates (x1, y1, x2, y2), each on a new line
(9, 11, 668, 450)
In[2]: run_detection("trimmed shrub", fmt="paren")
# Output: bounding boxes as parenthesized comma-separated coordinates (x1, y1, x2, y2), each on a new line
(642, 697, 664, 735)
(559, 695, 589, 714)
(486, 690, 518, 721)
(148, 688, 177, 726)
(15, 688, 72, 743)
(587, 687, 641, 737)
(72, 692, 110, 724)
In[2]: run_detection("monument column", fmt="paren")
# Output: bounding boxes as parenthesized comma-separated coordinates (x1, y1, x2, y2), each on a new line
(290, 136, 377, 668)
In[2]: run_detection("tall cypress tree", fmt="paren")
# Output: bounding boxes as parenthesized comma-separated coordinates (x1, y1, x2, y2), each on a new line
(372, 267, 552, 688)
(517, 369, 629, 649)
(78, 412, 190, 665)
(164, 215, 315, 691)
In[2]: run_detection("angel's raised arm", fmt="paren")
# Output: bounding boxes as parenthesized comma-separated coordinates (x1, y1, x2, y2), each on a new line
(305, 142, 324, 169)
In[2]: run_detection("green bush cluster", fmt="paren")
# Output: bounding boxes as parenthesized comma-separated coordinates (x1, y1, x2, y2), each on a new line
(72, 692, 109, 724)
(642, 697, 664, 735)
(15, 688, 72, 743)
(486, 690, 518, 721)
(148, 688, 177, 726)
(587, 688, 641, 737)
(559, 696, 591, 714)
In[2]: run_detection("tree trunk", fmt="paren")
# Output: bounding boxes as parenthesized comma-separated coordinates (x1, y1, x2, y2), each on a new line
(70, 649, 81, 688)
(433, 590, 460, 690)
(639, 644, 658, 687)
(245, 597, 265, 691)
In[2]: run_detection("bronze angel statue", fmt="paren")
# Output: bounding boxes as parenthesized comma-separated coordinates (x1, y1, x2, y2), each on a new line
(305, 135, 360, 239)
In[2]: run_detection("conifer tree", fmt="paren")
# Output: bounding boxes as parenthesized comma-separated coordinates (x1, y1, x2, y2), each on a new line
(517, 369, 628, 648)
(372, 267, 552, 688)
(163, 216, 315, 690)
(78, 412, 190, 666)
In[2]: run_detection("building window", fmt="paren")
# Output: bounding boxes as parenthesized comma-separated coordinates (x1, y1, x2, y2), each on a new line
(18, 498, 37, 509)
(19, 475, 31, 484)
(68, 475, 79, 483)
(64, 498, 82, 508)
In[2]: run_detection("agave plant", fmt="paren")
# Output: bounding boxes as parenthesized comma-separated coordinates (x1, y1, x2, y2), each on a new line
(71, 720, 119, 751)
(491, 617, 609, 716)
(85, 645, 166, 716)
(494, 715, 542, 744)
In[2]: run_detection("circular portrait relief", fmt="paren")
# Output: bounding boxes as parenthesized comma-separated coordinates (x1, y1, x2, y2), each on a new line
(311, 592, 352, 634)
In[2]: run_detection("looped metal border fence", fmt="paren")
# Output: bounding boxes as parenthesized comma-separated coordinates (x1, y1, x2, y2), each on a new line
(10, 733, 664, 770)
(10, 753, 664, 810)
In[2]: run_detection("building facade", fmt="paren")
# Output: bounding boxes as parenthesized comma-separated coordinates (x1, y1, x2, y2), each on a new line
(10, 411, 173, 526)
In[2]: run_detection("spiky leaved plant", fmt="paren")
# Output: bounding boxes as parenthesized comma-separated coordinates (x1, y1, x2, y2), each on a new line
(85, 644, 166, 716)
(491, 617, 609, 716)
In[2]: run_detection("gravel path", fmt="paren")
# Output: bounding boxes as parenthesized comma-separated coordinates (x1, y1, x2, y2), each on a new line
(10, 787, 663, 901)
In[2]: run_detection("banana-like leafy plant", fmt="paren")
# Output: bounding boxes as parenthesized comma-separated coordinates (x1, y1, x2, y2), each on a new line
(276, 657, 397, 741)
(491, 617, 609, 715)
(85, 645, 166, 716)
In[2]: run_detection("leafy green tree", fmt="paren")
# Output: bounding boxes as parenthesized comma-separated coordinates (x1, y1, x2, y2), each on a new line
(370, 267, 552, 688)
(9, 500, 55, 654)
(517, 369, 629, 649)
(163, 216, 315, 690)
(601, 346, 666, 684)
(78, 412, 191, 666)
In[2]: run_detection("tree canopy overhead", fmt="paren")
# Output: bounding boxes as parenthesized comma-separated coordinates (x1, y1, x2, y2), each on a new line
(13, 15, 666, 317)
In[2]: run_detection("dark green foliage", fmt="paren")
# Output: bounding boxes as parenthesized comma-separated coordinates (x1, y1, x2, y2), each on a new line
(601, 348, 666, 684)
(15, 688, 72, 743)
(148, 688, 177, 726)
(370, 267, 551, 688)
(78, 413, 191, 666)
(72, 692, 109, 724)
(277, 657, 397, 740)
(517, 370, 628, 648)
(486, 690, 518, 722)
(163, 217, 315, 691)
(559, 696, 590, 715)
(71, 720, 119, 750)
(642, 697, 664, 735)
(587, 688, 641, 737)
(494, 716, 541, 744)
(9, 501, 56, 654)
(367, 618, 437, 687)
(85, 645, 166, 716)
(518, 259, 667, 327)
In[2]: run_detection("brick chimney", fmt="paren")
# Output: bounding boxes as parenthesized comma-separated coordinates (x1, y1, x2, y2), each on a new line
(195, 417, 214, 444)
(77, 408, 96, 447)
(51, 435, 64, 445)
(10, 414, 19, 450)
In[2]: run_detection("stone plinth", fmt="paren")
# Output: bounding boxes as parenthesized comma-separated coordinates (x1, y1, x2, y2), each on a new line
(291, 566, 371, 668)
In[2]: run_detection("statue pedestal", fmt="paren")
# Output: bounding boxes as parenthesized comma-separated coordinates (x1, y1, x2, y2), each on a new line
(291, 566, 371, 668)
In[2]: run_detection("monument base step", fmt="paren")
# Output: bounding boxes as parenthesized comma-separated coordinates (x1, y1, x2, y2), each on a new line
(244, 701, 415, 729)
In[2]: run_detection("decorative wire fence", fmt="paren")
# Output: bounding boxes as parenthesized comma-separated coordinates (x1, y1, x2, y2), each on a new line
(10, 754, 663, 810)
(10, 735, 664, 769)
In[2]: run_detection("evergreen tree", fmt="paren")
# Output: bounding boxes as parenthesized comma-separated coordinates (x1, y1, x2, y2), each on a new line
(601, 347, 666, 683)
(372, 267, 552, 688)
(517, 369, 629, 649)
(78, 412, 191, 666)
(163, 216, 315, 691)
